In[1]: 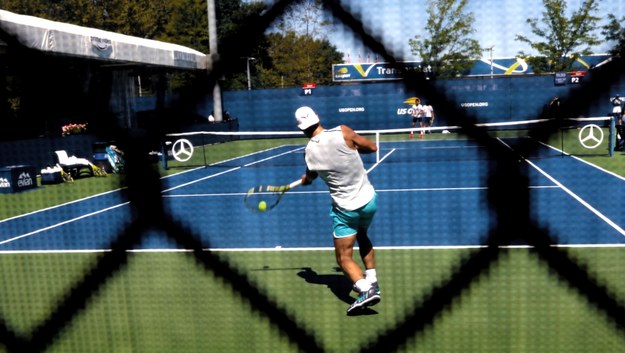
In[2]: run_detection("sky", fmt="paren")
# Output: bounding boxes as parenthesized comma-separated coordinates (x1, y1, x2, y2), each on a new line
(322, 0, 623, 62)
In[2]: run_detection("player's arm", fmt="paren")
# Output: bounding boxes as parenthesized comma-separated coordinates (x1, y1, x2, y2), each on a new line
(301, 168, 318, 185)
(341, 125, 377, 154)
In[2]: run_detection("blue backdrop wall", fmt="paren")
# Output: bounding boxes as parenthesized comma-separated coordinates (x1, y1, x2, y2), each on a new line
(190, 74, 623, 133)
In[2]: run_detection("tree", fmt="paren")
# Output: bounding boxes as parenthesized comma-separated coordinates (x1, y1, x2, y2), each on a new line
(241, 0, 339, 90)
(256, 31, 342, 88)
(274, 0, 331, 40)
(601, 14, 625, 57)
(515, 0, 601, 74)
(408, 0, 482, 79)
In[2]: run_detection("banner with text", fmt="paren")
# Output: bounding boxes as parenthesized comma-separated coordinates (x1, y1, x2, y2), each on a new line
(332, 55, 611, 82)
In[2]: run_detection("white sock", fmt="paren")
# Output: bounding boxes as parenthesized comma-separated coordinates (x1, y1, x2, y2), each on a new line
(355, 278, 371, 292)
(365, 269, 377, 283)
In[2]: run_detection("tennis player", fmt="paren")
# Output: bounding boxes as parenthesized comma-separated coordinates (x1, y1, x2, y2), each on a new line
(294, 106, 381, 315)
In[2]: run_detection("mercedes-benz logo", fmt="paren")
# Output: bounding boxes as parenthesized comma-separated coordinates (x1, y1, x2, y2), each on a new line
(578, 124, 604, 149)
(171, 138, 194, 162)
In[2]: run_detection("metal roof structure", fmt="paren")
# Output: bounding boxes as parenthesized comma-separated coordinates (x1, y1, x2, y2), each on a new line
(0, 9, 207, 70)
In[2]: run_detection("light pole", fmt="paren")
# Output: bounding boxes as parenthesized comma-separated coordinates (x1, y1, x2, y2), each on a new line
(244, 57, 256, 90)
(487, 46, 494, 78)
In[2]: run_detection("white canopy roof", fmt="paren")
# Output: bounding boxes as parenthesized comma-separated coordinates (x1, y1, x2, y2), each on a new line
(0, 9, 207, 70)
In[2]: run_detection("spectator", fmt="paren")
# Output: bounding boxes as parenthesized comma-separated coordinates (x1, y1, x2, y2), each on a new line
(423, 101, 435, 133)
(409, 99, 424, 139)
(548, 96, 561, 119)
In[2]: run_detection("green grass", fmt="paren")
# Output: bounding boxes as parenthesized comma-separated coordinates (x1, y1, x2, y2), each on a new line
(0, 248, 623, 352)
(1, 132, 624, 351)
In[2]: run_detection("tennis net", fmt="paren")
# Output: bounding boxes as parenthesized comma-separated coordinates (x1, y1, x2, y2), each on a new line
(161, 116, 615, 169)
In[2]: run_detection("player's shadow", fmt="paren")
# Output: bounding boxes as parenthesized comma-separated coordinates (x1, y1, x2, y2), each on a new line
(297, 267, 377, 315)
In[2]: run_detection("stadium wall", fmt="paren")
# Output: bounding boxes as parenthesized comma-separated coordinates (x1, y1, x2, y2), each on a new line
(193, 74, 623, 132)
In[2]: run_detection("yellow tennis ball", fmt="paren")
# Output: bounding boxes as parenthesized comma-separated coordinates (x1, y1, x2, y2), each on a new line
(258, 201, 267, 212)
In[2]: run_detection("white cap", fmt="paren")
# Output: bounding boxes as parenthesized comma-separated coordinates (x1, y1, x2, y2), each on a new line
(295, 106, 320, 130)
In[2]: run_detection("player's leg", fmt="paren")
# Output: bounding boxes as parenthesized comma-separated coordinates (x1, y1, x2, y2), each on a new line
(356, 192, 379, 293)
(333, 235, 363, 284)
(356, 230, 374, 270)
(356, 230, 380, 296)
(331, 206, 367, 285)
(331, 204, 380, 313)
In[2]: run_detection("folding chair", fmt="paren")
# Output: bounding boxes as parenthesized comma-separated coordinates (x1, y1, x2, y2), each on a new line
(54, 150, 95, 179)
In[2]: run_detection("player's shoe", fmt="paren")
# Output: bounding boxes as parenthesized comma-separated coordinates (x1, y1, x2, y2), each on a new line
(352, 281, 381, 295)
(371, 281, 381, 295)
(347, 287, 381, 314)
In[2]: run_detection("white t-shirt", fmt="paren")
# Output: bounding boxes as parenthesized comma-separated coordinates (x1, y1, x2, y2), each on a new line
(305, 127, 375, 210)
(412, 104, 425, 117)
(611, 97, 622, 114)
(423, 105, 434, 118)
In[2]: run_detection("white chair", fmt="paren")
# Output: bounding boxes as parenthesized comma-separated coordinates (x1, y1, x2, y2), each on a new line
(54, 150, 94, 178)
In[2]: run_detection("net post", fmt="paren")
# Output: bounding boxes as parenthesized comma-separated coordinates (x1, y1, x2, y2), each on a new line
(610, 116, 615, 157)
(202, 133, 208, 167)
(161, 140, 169, 170)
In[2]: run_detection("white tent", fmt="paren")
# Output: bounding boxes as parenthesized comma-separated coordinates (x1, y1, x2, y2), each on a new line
(0, 9, 207, 70)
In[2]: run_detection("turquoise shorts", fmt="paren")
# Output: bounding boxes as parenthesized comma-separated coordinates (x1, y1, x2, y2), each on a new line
(330, 193, 378, 238)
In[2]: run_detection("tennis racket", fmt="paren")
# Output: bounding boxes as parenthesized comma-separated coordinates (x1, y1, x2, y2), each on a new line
(244, 179, 303, 212)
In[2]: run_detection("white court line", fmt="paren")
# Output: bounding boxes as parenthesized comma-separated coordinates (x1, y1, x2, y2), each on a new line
(496, 138, 625, 238)
(0, 146, 304, 245)
(243, 146, 304, 167)
(0, 202, 130, 245)
(378, 185, 557, 192)
(211, 143, 302, 167)
(0, 188, 126, 224)
(160, 167, 242, 193)
(163, 185, 558, 198)
(524, 158, 625, 237)
(5, 138, 621, 249)
(1, 243, 625, 254)
(161, 146, 304, 193)
(163, 146, 392, 198)
(368, 148, 395, 173)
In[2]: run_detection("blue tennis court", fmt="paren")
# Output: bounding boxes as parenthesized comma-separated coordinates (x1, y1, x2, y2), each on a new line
(1, 137, 624, 251)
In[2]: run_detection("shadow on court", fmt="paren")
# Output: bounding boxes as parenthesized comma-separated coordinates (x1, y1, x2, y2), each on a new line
(297, 267, 353, 305)
(295, 267, 377, 316)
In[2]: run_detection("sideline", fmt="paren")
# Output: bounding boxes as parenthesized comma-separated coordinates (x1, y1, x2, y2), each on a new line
(496, 137, 625, 238)
(1, 243, 624, 254)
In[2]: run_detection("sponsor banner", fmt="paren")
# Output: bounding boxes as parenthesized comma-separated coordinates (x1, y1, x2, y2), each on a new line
(333, 55, 611, 82)
(0, 178, 10, 190)
(333, 62, 420, 82)
(0, 165, 36, 193)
